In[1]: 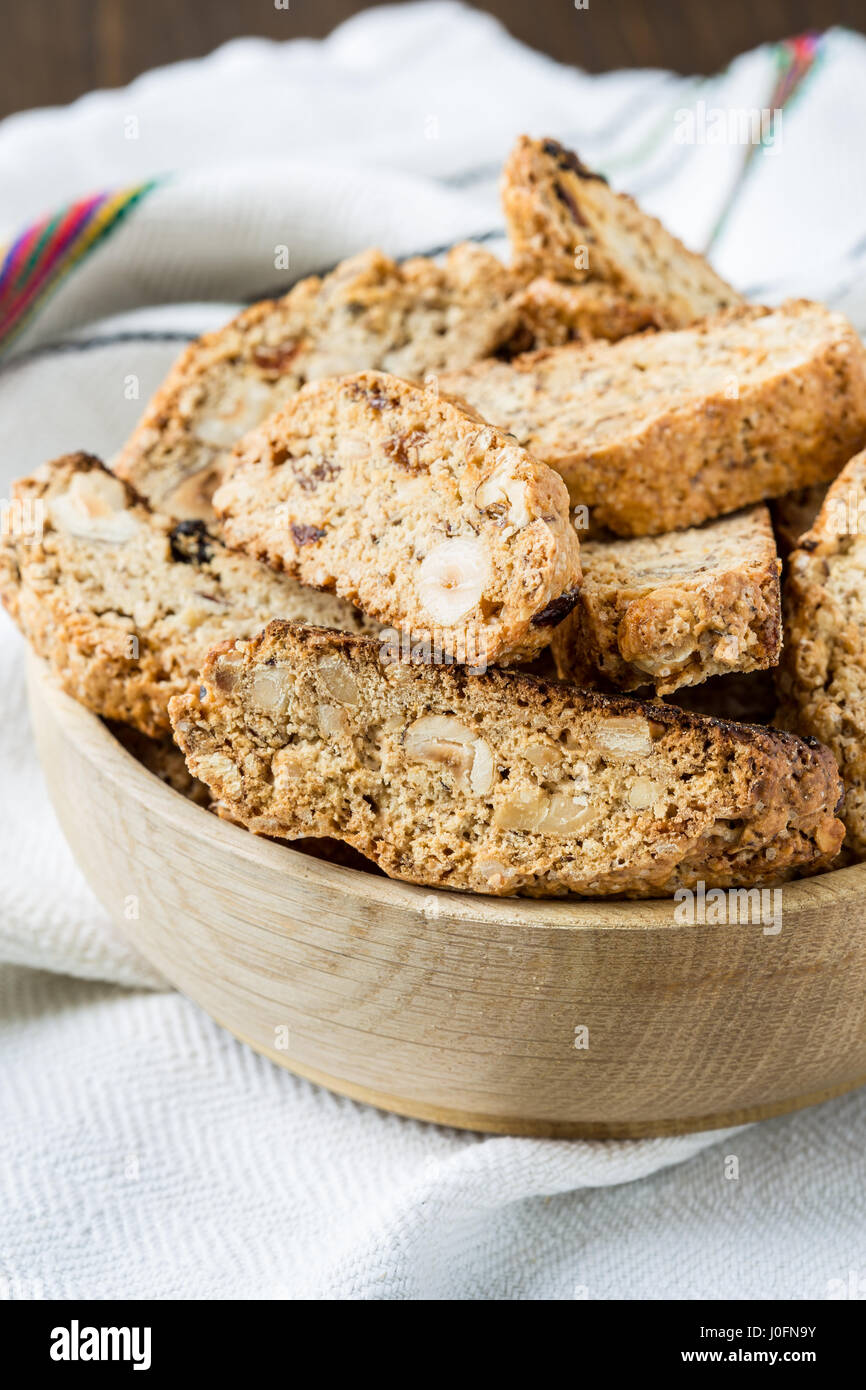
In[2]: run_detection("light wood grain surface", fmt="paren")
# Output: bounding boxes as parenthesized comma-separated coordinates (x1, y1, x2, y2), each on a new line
(28, 654, 866, 1137)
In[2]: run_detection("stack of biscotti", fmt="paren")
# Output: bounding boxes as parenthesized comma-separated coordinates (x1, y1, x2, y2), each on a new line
(111, 228, 669, 523)
(5, 130, 862, 895)
(113, 133, 733, 525)
(185, 364, 841, 890)
(112, 243, 525, 520)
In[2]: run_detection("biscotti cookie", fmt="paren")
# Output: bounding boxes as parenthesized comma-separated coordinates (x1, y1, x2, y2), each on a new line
(501, 135, 743, 326)
(113, 243, 521, 520)
(505, 276, 659, 352)
(776, 449, 866, 856)
(552, 507, 782, 695)
(441, 301, 866, 536)
(169, 623, 843, 898)
(0, 453, 373, 738)
(214, 370, 582, 668)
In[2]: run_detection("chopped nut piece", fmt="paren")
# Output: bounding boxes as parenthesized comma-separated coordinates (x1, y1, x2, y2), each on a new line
(544, 791, 594, 834)
(404, 715, 494, 795)
(318, 703, 348, 738)
(495, 785, 593, 834)
(476, 859, 512, 888)
(594, 716, 653, 757)
(474, 458, 532, 529)
(317, 656, 359, 706)
(469, 737, 495, 796)
(193, 751, 242, 798)
(713, 633, 741, 664)
(493, 785, 549, 831)
(49, 471, 139, 544)
(524, 740, 560, 769)
(627, 777, 658, 810)
(417, 537, 489, 626)
(248, 668, 290, 716)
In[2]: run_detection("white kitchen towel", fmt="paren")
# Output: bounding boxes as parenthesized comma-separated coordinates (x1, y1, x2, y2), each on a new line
(2, 1, 866, 1300)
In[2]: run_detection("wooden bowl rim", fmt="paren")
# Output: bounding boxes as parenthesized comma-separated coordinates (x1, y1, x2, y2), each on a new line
(30, 655, 866, 934)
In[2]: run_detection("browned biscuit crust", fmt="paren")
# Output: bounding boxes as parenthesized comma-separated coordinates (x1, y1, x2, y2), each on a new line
(169, 622, 843, 898)
(504, 276, 660, 353)
(441, 301, 866, 536)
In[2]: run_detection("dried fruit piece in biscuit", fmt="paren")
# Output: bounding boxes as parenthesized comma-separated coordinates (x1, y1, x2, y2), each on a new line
(169, 622, 844, 898)
(214, 370, 582, 668)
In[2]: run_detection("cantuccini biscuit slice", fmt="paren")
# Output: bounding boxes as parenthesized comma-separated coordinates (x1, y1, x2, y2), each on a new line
(441, 301, 866, 536)
(213, 370, 582, 668)
(169, 623, 844, 898)
(0, 453, 373, 738)
(502, 135, 743, 326)
(776, 449, 866, 856)
(552, 507, 782, 695)
(113, 243, 522, 520)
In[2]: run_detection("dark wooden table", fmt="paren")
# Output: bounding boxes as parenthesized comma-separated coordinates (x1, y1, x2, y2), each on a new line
(2, 0, 863, 121)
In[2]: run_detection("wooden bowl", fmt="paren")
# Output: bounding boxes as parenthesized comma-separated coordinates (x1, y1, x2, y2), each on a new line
(28, 655, 866, 1138)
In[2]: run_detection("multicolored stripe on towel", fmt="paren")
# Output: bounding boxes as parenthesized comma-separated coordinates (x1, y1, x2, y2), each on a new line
(706, 31, 825, 252)
(0, 179, 158, 356)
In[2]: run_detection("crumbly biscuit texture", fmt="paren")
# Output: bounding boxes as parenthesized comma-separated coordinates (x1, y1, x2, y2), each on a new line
(214, 370, 582, 667)
(441, 301, 866, 536)
(505, 276, 660, 352)
(553, 507, 782, 694)
(776, 449, 866, 856)
(501, 136, 743, 326)
(0, 453, 373, 737)
(169, 623, 843, 898)
(113, 243, 522, 519)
